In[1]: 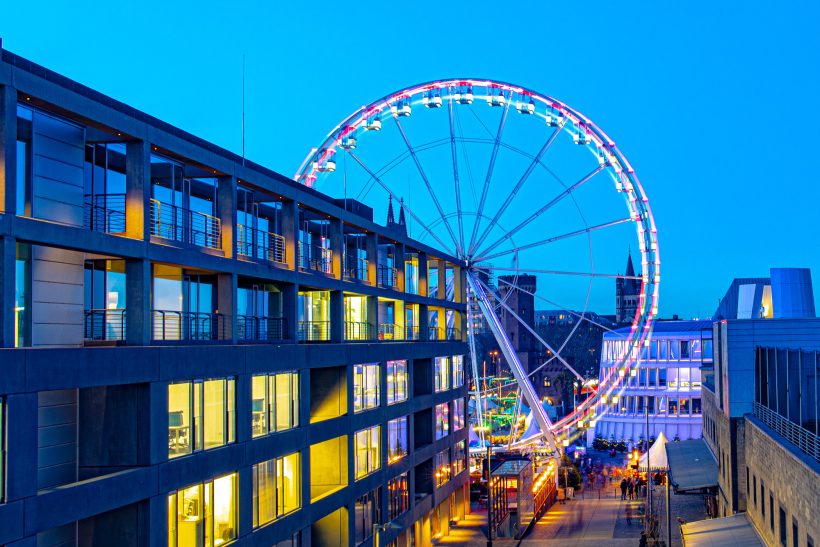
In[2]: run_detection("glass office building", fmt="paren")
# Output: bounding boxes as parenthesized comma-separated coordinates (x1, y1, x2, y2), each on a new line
(0, 47, 469, 547)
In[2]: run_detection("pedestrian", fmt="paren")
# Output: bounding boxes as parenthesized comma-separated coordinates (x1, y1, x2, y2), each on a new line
(639, 531, 648, 547)
(620, 478, 627, 500)
(627, 479, 634, 500)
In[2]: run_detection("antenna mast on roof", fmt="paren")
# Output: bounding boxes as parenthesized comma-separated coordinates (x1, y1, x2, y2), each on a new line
(242, 54, 246, 166)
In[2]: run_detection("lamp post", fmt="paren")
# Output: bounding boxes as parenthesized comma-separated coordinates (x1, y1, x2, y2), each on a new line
(487, 443, 493, 547)
(645, 401, 652, 534)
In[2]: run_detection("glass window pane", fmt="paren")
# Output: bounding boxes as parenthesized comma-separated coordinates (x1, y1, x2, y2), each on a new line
(193, 382, 203, 451)
(254, 460, 276, 527)
(252, 375, 268, 437)
(275, 373, 293, 431)
(279, 452, 301, 517)
(204, 379, 226, 449)
(213, 474, 236, 545)
(177, 484, 203, 546)
(169, 383, 191, 458)
(227, 379, 235, 444)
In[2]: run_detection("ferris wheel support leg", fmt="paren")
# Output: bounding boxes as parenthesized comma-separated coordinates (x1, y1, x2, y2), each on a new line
(466, 271, 560, 458)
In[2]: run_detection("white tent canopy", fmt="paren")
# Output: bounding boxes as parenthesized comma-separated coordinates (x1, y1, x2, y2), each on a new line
(638, 431, 669, 470)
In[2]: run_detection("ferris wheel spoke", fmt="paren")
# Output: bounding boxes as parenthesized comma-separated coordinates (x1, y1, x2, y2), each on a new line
(474, 216, 632, 263)
(475, 276, 585, 383)
(393, 117, 463, 257)
(471, 126, 563, 254)
(347, 151, 454, 253)
(492, 275, 629, 337)
(475, 165, 605, 259)
(447, 97, 467, 255)
(468, 97, 510, 257)
(473, 264, 640, 280)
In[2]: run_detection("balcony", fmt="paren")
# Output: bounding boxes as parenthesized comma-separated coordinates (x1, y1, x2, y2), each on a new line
(84, 308, 126, 341)
(150, 199, 221, 250)
(344, 256, 369, 283)
(297, 320, 331, 342)
(378, 323, 403, 341)
(377, 264, 397, 289)
(428, 326, 461, 341)
(84, 194, 126, 234)
(345, 321, 375, 341)
(237, 315, 287, 341)
(237, 224, 286, 264)
(406, 326, 420, 341)
(298, 242, 333, 274)
(152, 310, 229, 341)
(754, 402, 820, 463)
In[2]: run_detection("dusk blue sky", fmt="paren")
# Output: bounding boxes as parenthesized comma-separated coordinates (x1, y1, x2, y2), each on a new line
(3, 1, 818, 319)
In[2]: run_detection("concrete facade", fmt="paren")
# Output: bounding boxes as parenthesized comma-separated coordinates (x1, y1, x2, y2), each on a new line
(0, 47, 471, 547)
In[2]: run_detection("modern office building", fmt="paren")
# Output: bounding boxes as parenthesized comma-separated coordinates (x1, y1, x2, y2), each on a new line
(694, 268, 820, 546)
(592, 320, 713, 444)
(0, 46, 470, 547)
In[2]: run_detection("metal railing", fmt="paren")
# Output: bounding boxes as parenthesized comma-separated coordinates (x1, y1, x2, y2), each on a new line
(84, 193, 126, 233)
(84, 308, 126, 340)
(446, 327, 461, 340)
(428, 326, 442, 340)
(237, 224, 286, 264)
(237, 315, 287, 341)
(753, 402, 820, 463)
(298, 241, 333, 274)
(297, 320, 331, 342)
(377, 264, 398, 288)
(152, 310, 228, 341)
(345, 321, 375, 341)
(378, 323, 403, 341)
(150, 199, 222, 250)
(344, 256, 369, 282)
(405, 326, 420, 341)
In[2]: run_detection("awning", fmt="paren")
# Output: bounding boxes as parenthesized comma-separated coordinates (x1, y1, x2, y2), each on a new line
(681, 514, 764, 546)
(666, 438, 718, 491)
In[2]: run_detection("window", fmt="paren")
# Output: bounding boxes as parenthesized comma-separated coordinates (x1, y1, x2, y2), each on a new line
(252, 452, 301, 528)
(452, 355, 464, 387)
(435, 403, 450, 440)
(753, 475, 757, 506)
(770, 495, 774, 532)
(658, 368, 667, 387)
(681, 340, 690, 359)
(388, 473, 409, 520)
(386, 360, 408, 405)
(762, 481, 766, 516)
(650, 341, 658, 359)
(355, 425, 381, 479)
(14, 243, 30, 347)
(169, 378, 235, 458)
(434, 450, 451, 487)
(746, 467, 750, 497)
(251, 371, 299, 437)
(353, 363, 380, 412)
(659, 340, 669, 360)
(452, 398, 465, 431)
(792, 517, 798, 547)
(679, 398, 690, 415)
(692, 398, 702, 414)
(354, 488, 381, 545)
(669, 340, 680, 360)
(387, 417, 408, 463)
(0, 398, 4, 502)
(168, 473, 237, 547)
(434, 356, 451, 392)
(452, 441, 467, 476)
(647, 396, 656, 414)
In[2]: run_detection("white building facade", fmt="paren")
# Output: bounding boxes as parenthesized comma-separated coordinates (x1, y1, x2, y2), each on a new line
(593, 320, 714, 444)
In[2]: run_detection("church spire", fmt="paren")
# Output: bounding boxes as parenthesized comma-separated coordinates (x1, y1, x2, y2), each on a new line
(625, 248, 635, 278)
(398, 198, 406, 227)
(386, 195, 395, 225)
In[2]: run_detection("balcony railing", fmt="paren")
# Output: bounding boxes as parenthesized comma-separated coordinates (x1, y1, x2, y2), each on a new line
(754, 402, 820, 463)
(297, 320, 331, 342)
(84, 194, 126, 234)
(237, 315, 287, 341)
(84, 308, 126, 341)
(298, 242, 333, 274)
(237, 224, 286, 264)
(152, 310, 229, 341)
(377, 264, 397, 288)
(344, 256, 369, 283)
(150, 199, 222, 250)
(345, 321, 375, 341)
(406, 325, 420, 341)
(378, 323, 403, 341)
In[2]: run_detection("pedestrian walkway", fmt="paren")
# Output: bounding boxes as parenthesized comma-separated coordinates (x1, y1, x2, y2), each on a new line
(520, 485, 645, 547)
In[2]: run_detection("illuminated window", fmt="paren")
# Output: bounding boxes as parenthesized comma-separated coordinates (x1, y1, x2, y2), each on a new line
(435, 403, 449, 440)
(168, 378, 235, 458)
(452, 398, 465, 431)
(387, 417, 408, 463)
(355, 425, 381, 479)
(353, 363, 380, 412)
(386, 360, 408, 405)
(388, 472, 409, 520)
(168, 472, 237, 547)
(252, 452, 301, 528)
(668, 398, 679, 415)
(405, 255, 419, 295)
(354, 488, 381, 544)
(14, 243, 30, 347)
(434, 357, 451, 392)
(252, 372, 299, 437)
(452, 440, 467, 476)
(452, 355, 464, 387)
(434, 450, 451, 487)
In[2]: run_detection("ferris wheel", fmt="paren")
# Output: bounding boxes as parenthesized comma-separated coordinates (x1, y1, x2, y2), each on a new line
(294, 79, 659, 454)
